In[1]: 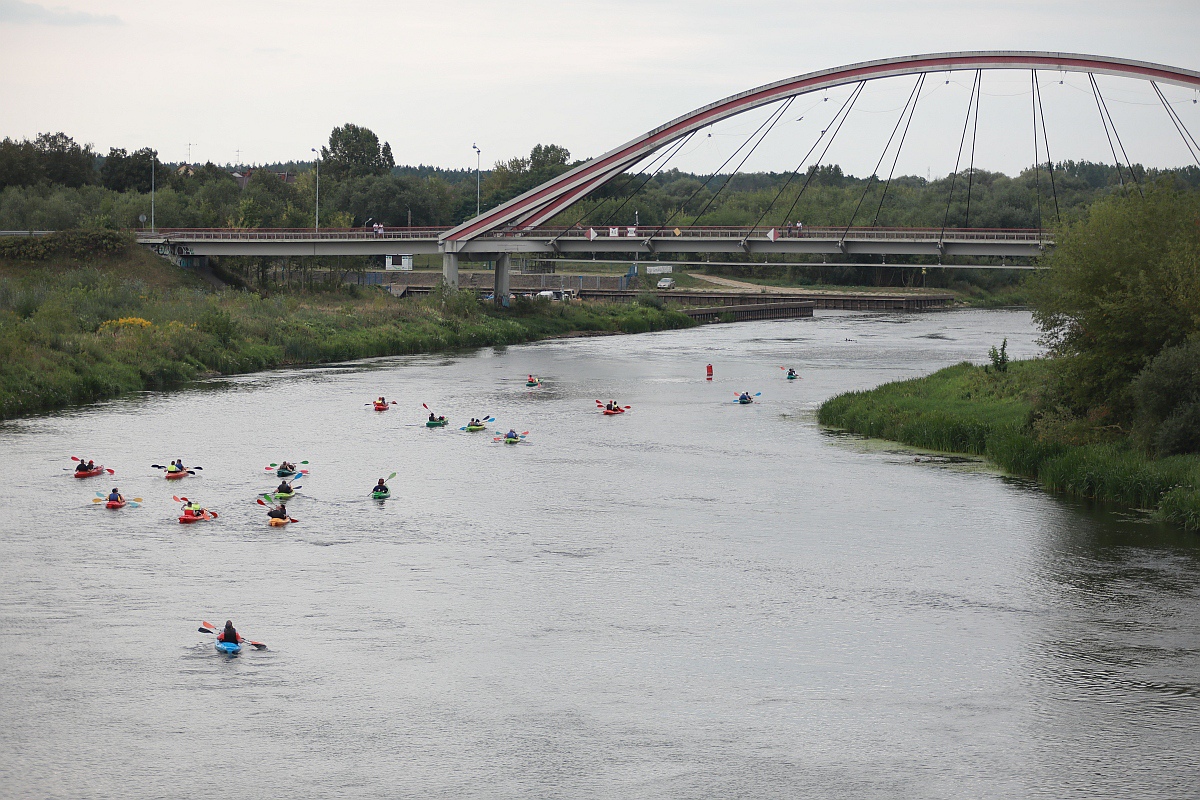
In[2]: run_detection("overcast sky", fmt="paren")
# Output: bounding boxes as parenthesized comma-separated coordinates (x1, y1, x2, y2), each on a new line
(2, 0, 1199, 178)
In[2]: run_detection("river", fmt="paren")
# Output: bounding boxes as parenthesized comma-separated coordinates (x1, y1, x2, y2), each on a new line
(1, 309, 1197, 799)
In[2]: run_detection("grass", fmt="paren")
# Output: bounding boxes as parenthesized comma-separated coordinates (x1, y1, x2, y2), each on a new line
(0, 245, 694, 420)
(818, 359, 1200, 532)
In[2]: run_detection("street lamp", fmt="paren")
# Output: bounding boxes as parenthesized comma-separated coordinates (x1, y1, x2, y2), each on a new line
(472, 143, 481, 217)
(310, 148, 320, 233)
(150, 149, 156, 233)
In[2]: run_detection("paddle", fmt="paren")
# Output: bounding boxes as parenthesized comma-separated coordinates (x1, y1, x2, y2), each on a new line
(199, 620, 267, 650)
(256, 497, 299, 522)
(92, 496, 142, 507)
(493, 431, 529, 441)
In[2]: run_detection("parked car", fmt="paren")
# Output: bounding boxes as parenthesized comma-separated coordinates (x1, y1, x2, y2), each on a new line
(656, 277, 677, 290)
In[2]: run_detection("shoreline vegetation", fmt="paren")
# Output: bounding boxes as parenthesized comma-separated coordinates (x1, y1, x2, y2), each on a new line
(818, 360, 1200, 532)
(0, 234, 694, 421)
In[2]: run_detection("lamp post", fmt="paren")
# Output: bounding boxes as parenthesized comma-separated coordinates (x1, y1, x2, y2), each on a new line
(150, 149, 156, 233)
(310, 148, 320, 233)
(472, 143, 481, 217)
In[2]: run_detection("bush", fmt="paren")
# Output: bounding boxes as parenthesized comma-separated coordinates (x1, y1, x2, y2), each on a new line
(0, 229, 133, 260)
(1132, 337, 1200, 456)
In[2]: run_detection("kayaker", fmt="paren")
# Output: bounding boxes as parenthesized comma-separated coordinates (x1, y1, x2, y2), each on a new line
(180, 498, 204, 517)
(373, 478, 389, 496)
(267, 503, 288, 521)
(108, 488, 123, 503)
(280, 460, 295, 472)
(787, 368, 797, 378)
(275, 480, 292, 495)
(75, 460, 91, 473)
(506, 429, 518, 440)
(168, 459, 184, 474)
(217, 620, 241, 645)
(428, 412, 436, 422)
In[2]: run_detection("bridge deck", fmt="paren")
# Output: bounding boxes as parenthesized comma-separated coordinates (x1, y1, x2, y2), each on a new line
(140, 226, 1050, 259)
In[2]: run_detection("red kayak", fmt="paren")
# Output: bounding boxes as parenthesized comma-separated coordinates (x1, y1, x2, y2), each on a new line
(73, 465, 105, 478)
(373, 403, 389, 412)
(105, 500, 126, 509)
(178, 510, 214, 524)
(165, 470, 188, 480)
(602, 409, 624, 416)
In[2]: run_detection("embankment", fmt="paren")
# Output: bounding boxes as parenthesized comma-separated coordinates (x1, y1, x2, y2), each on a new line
(817, 360, 1200, 531)
(0, 235, 694, 420)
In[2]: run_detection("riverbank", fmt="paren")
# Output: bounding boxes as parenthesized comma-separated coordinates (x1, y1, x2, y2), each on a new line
(0, 246, 694, 420)
(818, 360, 1200, 531)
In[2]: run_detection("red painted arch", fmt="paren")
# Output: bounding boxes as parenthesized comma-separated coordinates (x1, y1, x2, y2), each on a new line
(442, 51, 1200, 244)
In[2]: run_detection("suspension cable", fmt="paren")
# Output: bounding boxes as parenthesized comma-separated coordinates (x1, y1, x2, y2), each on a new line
(775, 82, 867, 232)
(841, 75, 924, 240)
(941, 70, 980, 241)
(746, 82, 864, 234)
(1088, 73, 1131, 195)
(685, 96, 796, 227)
(1091, 74, 1142, 196)
(1030, 71, 1043, 230)
(873, 74, 925, 226)
(964, 71, 983, 227)
(1150, 81, 1200, 168)
(547, 131, 694, 242)
(1034, 75, 1060, 222)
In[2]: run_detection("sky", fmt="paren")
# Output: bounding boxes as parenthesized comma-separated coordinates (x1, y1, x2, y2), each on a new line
(2, 0, 1200, 179)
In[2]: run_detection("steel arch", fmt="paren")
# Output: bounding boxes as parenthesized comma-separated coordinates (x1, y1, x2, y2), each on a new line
(441, 51, 1200, 245)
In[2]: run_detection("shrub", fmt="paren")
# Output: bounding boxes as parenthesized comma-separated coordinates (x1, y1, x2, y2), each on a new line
(1132, 337, 1200, 456)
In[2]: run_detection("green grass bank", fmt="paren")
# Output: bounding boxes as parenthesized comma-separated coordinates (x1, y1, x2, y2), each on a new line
(817, 360, 1200, 532)
(0, 236, 695, 420)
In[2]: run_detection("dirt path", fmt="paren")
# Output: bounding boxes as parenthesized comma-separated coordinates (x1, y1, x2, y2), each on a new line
(685, 273, 938, 296)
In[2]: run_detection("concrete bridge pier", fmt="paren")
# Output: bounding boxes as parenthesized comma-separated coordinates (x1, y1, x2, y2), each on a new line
(494, 253, 511, 307)
(441, 251, 459, 288)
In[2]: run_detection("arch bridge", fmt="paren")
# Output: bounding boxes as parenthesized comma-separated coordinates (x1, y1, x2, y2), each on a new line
(143, 51, 1200, 299)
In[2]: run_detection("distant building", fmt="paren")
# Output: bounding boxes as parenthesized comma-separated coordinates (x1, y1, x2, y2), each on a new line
(230, 169, 297, 190)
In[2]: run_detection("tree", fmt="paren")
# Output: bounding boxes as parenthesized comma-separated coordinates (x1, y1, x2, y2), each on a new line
(1029, 188, 1200, 419)
(320, 124, 394, 180)
(0, 133, 96, 190)
(101, 147, 170, 193)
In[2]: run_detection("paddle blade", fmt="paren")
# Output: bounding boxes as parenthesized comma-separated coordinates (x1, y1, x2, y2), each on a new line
(92, 497, 104, 503)
(247, 641, 267, 650)
(201, 620, 218, 631)
(173, 495, 184, 502)
(265, 466, 276, 471)
(105, 469, 115, 474)
(300, 460, 309, 464)
(387, 472, 397, 481)
(128, 501, 141, 507)
(289, 518, 299, 523)
(191, 466, 203, 471)
(422, 403, 429, 410)
(257, 498, 268, 506)
(72, 456, 81, 462)
(198, 627, 212, 634)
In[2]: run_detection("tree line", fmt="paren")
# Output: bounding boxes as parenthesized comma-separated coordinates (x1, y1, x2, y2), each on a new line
(2, 124, 1199, 233)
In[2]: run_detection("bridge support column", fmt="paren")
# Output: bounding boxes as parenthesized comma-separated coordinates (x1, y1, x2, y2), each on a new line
(441, 251, 459, 289)
(494, 253, 511, 307)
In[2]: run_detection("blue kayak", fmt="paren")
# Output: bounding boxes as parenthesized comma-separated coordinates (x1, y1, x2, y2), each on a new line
(214, 640, 242, 655)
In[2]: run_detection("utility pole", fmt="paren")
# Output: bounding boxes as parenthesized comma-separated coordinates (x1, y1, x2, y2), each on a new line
(472, 143, 481, 217)
(310, 148, 320, 233)
(150, 149, 156, 233)
(186, 142, 197, 164)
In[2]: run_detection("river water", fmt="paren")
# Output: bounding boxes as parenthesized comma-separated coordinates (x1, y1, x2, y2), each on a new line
(1, 309, 1197, 799)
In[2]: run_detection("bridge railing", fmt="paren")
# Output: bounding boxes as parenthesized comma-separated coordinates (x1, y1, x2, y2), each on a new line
(144, 227, 448, 241)
(497, 225, 1050, 242)
(137, 225, 1051, 243)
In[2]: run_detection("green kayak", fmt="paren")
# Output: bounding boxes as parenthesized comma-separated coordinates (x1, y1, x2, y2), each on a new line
(271, 490, 296, 501)
(466, 425, 487, 432)
(426, 419, 448, 427)
(371, 490, 390, 500)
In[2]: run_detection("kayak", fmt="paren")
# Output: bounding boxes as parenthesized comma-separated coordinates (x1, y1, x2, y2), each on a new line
(602, 409, 624, 415)
(786, 374, 798, 380)
(371, 490, 390, 500)
(738, 398, 754, 404)
(214, 640, 241, 655)
(165, 470, 188, 480)
(504, 437, 521, 444)
(73, 466, 104, 478)
(270, 489, 296, 501)
(268, 517, 290, 527)
(526, 381, 540, 387)
(373, 403, 389, 411)
(465, 425, 488, 432)
(105, 500, 126, 509)
(276, 468, 297, 477)
(426, 419, 449, 428)
(178, 511, 208, 524)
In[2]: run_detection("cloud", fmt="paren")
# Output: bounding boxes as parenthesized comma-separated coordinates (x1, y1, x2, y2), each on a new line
(0, 0, 120, 25)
